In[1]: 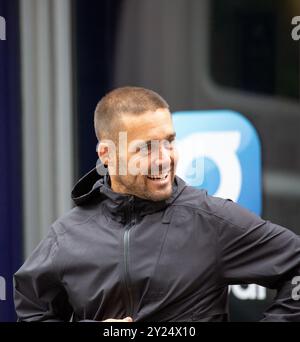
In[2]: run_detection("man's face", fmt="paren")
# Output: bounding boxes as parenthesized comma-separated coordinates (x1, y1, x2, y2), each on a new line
(107, 108, 178, 201)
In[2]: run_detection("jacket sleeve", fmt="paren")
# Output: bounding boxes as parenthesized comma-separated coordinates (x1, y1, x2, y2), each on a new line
(14, 227, 73, 322)
(213, 197, 300, 322)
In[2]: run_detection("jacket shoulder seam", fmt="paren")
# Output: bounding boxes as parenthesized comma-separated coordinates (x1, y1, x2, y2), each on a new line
(55, 210, 101, 232)
(171, 203, 264, 231)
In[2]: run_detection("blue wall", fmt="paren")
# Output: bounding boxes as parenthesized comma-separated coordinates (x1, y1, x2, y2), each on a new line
(0, 0, 22, 322)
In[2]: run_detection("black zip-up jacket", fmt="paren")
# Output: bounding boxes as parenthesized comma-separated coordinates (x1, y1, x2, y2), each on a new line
(14, 169, 300, 321)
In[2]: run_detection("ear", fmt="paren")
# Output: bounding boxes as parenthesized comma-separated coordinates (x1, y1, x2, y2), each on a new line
(97, 141, 109, 166)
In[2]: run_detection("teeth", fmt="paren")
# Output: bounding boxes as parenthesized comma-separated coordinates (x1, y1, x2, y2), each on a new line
(147, 173, 169, 180)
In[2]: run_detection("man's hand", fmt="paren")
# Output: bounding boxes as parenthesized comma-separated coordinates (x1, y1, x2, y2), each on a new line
(102, 317, 133, 322)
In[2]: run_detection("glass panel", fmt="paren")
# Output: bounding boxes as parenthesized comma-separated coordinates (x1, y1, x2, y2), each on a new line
(210, 0, 300, 99)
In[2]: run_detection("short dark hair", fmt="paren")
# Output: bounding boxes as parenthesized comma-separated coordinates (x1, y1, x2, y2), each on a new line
(94, 86, 169, 140)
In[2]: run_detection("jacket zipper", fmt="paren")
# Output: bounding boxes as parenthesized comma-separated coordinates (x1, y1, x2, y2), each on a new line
(123, 197, 135, 317)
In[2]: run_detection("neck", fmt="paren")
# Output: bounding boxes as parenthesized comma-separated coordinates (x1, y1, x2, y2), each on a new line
(110, 176, 130, 195)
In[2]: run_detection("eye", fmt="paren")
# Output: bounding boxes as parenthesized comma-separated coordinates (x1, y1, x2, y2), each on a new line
(162, 139, 175, 150)
(137, 143, 150, 155)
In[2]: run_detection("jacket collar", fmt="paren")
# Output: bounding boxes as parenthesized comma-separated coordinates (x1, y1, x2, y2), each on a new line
(100, 174, 183, 222)
(72, 167, 186, 222)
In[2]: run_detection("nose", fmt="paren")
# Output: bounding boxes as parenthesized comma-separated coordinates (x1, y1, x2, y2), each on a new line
(151, 144, 171, 173)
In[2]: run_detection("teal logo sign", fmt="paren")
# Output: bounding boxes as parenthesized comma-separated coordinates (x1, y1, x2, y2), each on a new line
(173, 111, 261, 215)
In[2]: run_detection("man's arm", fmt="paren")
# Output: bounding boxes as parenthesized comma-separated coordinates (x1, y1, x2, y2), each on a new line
(14, 226, 133, 322)
(212, 197, 300, 321)
(14, 227, 73, 322)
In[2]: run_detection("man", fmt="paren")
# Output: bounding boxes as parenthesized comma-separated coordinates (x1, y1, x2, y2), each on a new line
(14, 87, 300, 322)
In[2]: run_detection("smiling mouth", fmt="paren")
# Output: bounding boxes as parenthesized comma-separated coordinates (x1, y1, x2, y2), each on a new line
(147, 172, 169, 181)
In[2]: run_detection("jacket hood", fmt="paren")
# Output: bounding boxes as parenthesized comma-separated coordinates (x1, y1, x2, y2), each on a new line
(71, 167, 187, 213)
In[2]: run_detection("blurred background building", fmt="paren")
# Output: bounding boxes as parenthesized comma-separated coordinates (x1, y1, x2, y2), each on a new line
(0, 0, 299, 321)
